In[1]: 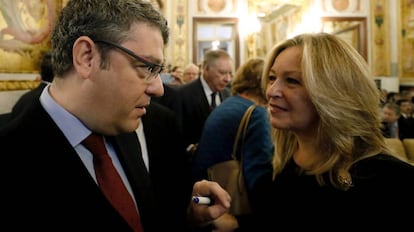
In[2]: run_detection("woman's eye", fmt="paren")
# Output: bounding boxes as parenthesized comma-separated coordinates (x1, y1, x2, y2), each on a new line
(286, 77, 300, 84)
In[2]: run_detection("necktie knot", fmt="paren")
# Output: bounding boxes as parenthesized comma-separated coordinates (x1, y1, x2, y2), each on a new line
(82, 133, 107, 159)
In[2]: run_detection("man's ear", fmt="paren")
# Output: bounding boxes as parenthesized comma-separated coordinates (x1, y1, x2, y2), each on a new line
(72, 36, 98, 79)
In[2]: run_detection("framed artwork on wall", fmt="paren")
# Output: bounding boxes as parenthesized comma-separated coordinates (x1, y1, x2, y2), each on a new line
(0, 0, 61, 74)
(0, 0, 63, 91)
(321, 17, 367, 61)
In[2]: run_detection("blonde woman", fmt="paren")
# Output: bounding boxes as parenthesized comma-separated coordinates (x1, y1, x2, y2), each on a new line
(250, 32, 414, 229)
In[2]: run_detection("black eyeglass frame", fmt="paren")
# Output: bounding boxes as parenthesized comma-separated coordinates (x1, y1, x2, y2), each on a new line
(94, 39, 164, 82)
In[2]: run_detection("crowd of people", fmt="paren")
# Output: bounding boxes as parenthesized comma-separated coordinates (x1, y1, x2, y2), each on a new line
(160, 62, 200, 86)
(380, 90, 414, 139)
(1, 0, 414, 231)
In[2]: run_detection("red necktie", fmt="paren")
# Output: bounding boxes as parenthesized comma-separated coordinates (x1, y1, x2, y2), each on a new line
(82, 133, 144, 232)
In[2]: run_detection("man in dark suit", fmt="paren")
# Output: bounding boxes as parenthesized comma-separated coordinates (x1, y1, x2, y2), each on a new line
(177, 49, 232, 153)
(397, 99, 414, 139)
(151, 83, 183, 124)
(381, 102, 401, 138)
(139, 101, 192, 229)
(0, 1, 230, 231)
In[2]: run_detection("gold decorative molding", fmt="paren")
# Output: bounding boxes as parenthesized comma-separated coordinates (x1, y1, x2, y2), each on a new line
(0, 80, 40, 91)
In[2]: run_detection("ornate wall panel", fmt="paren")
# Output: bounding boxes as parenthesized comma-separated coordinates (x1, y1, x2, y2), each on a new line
(168, 0, 188, 68)
(370, 0, 391, 76)
(399, 0, 414, 78)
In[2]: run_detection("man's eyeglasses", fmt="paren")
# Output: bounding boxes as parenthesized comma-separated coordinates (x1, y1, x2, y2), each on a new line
(94, 39, 164, 82)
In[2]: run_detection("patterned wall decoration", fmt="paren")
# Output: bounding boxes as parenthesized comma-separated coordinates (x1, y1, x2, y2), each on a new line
(170, 0, 187, 68)
(370, 0, 391, 76)
(321, 0, 363, 14)
(196, 0, 238, 15)
(399, 0, 414, 78)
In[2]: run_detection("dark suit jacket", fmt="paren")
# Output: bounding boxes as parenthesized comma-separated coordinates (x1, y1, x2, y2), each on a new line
(381, 121, 395, 138)
(382, 118, 414, 139)
(399, 116, 414, 139)
(12, 82, 48, 114)
(177, 78, 231, 147)
(151, 84, 182, 114)
(141, 102, 192, 230)
(0, 97, 161, 231)
(0, 112, 11, 126)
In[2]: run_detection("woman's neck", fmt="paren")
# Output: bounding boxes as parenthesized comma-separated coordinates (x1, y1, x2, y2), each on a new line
(293, 133, 323, 171)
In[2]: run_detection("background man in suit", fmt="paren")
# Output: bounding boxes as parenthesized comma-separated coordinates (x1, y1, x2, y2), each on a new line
(0, 0, 230, 231)
(151, 83, 182, 119)
(177, 49, 233, 154)
(381, 102, 401, 138)
(397, 99, 414, 139)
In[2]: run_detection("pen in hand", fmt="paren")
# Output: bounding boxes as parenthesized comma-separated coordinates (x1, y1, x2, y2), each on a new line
(192, 196, 211, 205)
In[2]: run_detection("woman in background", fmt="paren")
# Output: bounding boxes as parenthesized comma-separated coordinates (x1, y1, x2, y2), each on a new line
(193, 58, 274, 232)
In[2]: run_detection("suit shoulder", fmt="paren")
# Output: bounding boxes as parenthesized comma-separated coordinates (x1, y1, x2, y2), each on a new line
(177, 79, 201, 91)
(146, 101, 176, 120)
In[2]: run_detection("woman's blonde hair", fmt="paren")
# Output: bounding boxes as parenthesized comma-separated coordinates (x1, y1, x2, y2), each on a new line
(261, 32, 391, 190)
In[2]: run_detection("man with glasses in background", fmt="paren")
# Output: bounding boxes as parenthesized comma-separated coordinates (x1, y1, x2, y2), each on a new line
(0, 1, 231, 231)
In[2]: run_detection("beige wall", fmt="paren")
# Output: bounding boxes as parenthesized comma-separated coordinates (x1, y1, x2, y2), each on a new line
(0, 90, 27, 114)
